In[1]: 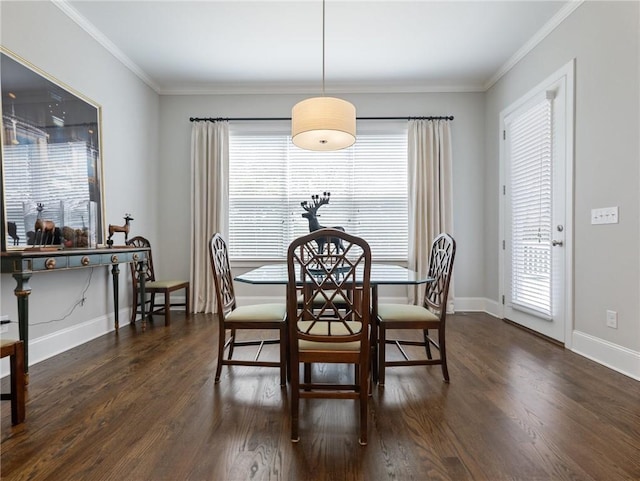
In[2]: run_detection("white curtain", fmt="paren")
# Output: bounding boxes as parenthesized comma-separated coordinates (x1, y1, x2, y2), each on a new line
(190, 121, 229, 313)
(408, 119, 454, 310)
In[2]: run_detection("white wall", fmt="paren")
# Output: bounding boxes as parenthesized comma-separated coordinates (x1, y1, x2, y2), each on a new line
(0, 1, 160, 368)
(484, 1, 640, 378)
(157, 92, 486, 304)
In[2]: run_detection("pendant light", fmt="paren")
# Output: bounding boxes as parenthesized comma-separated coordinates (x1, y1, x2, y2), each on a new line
(291, 0, 356, 151)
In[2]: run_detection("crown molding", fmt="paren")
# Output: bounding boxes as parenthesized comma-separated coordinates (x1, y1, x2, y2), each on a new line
(53, 0, 584, 96)
(483, 0, 585, 91)
(159, 83, 485, 96)
(52, 0, 162, 93)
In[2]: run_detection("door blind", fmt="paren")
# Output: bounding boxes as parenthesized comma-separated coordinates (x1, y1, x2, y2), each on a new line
(509, 97, 553, 317)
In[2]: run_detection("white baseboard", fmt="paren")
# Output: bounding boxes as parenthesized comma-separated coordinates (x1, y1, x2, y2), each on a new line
(571, 330, 640, 381)
(452, 298, 639, 381)
(0, 309, 123, 378)
(453, 296, 502, 315)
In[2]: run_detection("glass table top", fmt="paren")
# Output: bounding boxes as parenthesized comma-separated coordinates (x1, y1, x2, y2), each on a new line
(235, 263, 432, 286)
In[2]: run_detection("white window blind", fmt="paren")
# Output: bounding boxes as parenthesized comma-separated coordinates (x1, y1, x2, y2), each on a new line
(229, 122, 408, 261)
(509, 98, 553, 317)
(3, 140, 94, 242)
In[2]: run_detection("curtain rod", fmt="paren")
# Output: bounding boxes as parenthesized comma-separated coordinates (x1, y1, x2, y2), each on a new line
(189, 115, 453, 122)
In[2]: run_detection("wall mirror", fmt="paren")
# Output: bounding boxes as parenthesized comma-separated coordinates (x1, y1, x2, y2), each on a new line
(0, 48, 105, 251)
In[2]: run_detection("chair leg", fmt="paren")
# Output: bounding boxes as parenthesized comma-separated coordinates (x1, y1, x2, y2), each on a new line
(164, 292, 171, 326)
(290, 362, 300, 442)
(304, 363, 311, 385)
(378, 324, 386, 386)
(130, 287, 139, 324)
(214, 323, 226, 384)
(359, 370, 368, 446)
(371, 320, 378, 384)
(424, 328, 433, 359)
(228, 328, 236, 359)
(150, 293, 157, 320)
(8, 341, 26, 425)
(439, 327, 449, 383)
(279, 326, 287, 387)
(184, 286, 190, 318)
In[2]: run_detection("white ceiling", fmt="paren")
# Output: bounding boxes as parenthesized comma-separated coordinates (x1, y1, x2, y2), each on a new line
(58, 0, 579, 95)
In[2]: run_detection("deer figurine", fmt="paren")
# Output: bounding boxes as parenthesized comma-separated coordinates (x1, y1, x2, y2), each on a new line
(301, 192, 345, 253)
(34, 203, 56, 245)
(107, 214, 133, 246)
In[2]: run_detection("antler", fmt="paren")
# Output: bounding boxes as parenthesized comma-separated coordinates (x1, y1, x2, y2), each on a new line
(301, 192, 331, 213)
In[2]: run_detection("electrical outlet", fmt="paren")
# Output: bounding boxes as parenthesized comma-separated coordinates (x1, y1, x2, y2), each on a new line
(591, 206, 619, 225)
(606, 310, 618, 329)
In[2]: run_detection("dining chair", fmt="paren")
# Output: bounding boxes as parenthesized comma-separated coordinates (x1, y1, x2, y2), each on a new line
(376, 233, 456, 386)
(287, 228, 372, 445)
(1, 339, 26, 425)
(126, 236, 190, 326)
(209, 233, 287, 386)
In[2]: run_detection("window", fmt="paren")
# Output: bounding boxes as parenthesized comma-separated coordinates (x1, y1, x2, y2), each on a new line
(229, 121, 408, 261)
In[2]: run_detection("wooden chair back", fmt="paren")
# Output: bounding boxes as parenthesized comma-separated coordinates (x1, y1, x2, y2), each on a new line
(422, 233, 456, 317)
(286, 228, 372, 444)
(209, 233, 238, 318)
(127, 236, 155, 286)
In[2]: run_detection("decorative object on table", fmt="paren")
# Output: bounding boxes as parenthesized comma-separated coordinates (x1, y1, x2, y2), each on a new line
(33, 203, 56, 246)
(62, 200, 97, 248)
(62, 226, 89, 248)
(22, 201, 62, 248)
(7, 222, 19, 245)
(300, 192, 345, 253)
(107, 214, 133, 247)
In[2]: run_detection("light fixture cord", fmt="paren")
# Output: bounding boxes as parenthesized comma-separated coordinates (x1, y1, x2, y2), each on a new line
(322, 0, 325, 96)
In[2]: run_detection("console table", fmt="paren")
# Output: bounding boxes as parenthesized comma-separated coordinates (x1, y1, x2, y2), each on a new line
(1, 246, 150, 382)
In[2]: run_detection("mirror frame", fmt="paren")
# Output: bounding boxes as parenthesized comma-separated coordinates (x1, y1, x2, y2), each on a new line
(0, 47, 106, 251)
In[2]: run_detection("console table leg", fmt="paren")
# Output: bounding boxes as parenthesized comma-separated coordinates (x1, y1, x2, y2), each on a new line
(111, 264, 120, 330)
(12, 272, 32, 385)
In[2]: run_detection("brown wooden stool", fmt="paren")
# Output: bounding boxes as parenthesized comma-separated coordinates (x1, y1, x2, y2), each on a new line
(1, 339, 26, 425)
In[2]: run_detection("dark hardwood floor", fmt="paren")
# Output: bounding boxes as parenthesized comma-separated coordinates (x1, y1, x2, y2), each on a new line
(1, 311, 639, 481)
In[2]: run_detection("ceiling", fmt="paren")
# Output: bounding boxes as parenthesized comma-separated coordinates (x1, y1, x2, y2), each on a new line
(58, 0, 578, 95)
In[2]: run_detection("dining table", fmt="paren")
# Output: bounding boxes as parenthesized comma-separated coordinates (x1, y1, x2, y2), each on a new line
(234, 263, 433, 381)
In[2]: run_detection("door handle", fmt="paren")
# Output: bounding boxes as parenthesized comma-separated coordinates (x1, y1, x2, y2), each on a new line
(552, 240, 564, 247)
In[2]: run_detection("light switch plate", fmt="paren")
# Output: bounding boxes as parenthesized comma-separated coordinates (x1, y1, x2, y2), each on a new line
(591, 206, 619, 225)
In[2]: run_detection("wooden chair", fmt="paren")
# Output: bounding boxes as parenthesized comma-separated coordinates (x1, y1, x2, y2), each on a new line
(126, 236, 190, 326)
(377, 233, 456, 386)
(209, 233, 287, 386)
(287, 228, 372, 445)
(1, 339, 26, 425)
